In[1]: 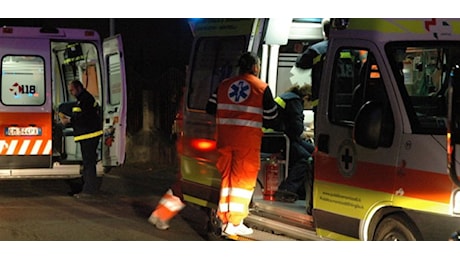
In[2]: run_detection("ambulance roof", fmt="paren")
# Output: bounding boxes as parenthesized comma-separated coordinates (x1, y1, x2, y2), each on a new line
(330, 18, 460, 43)
(0, 26, 100, 40)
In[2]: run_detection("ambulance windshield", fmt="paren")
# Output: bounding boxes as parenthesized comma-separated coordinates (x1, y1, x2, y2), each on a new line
(387, 42, 460, 134)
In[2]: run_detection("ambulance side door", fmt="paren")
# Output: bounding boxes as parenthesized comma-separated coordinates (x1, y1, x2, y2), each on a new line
(314, 40, 400, 240)
(102, 35, 127, 168)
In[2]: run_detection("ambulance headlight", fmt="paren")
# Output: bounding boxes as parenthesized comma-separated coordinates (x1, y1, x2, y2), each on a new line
(454, 190, 460, 214)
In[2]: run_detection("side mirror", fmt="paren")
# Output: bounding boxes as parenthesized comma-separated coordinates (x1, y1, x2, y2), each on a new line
(353, 101, 383, 149)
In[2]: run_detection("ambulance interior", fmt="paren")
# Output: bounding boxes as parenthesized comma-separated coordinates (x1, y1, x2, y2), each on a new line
(253, 20, 322, 213)
(51, 41, 102, 163)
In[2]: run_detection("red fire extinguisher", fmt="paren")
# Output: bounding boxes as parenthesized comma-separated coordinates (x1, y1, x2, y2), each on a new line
(263, 154, 280, 201)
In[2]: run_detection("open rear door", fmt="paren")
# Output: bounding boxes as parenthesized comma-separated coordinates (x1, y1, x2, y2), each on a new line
(102, 35, 127, 169)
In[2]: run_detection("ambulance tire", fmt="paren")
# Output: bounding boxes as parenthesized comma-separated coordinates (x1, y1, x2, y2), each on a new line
(373, 214, 421, 241)
(206, 207, 228, 241)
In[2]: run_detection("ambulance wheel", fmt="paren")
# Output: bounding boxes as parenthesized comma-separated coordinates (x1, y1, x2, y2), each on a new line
(373, 214, 421, 241)
(206, 208, 226, 241)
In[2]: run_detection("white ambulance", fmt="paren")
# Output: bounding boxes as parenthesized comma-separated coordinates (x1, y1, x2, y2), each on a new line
(177, 18, 460, 241)
(0, 26, 127, 184)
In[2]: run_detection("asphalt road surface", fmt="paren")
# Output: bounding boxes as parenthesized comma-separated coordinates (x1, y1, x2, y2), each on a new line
(0, 163, 206, 241)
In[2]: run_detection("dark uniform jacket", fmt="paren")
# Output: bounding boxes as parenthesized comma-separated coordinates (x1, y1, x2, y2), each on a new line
(71, 89, 103, 142)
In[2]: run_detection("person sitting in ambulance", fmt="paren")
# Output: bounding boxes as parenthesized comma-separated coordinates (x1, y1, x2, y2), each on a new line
(273, 84, 314, 214)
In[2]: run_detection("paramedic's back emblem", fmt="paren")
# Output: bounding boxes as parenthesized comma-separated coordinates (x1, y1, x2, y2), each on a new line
(228, 80, 251, 103)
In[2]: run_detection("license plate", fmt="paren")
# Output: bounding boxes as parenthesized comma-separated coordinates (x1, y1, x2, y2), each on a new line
(5, 126, 41, 136)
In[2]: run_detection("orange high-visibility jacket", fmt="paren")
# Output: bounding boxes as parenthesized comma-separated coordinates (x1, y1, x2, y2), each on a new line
(215, 74, 271, 149)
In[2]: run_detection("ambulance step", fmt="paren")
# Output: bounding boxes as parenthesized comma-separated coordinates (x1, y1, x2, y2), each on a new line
(251, 199, 314, 227)
(244, 213, 324, 241)
(227, 229, 297, 241)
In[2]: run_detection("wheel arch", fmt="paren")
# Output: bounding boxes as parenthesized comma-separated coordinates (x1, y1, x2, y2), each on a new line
(365, 206, 423, 241)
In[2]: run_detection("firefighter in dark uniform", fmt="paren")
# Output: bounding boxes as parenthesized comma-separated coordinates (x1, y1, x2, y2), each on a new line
(295, 18, 330, 124)
(273, 84, 314, 215)
(60, 80, 103, 198)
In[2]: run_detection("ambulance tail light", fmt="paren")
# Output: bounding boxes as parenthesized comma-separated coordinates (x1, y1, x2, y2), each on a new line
(190, 138, 216, 152)
(2, 27, 13, 34)
(453, 190, 460, 214)
(84, 30, 95, 37)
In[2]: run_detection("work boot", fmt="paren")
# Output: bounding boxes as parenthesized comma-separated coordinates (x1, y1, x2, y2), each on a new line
(274, 189, 298, 203)
(148, 214, 170, 230)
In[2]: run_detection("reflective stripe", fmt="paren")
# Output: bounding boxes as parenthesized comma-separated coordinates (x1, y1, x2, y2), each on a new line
(264, 104, 279, 120)
(218, 103, 263, 115)
(157, 189, 185, 212)
(19, 140, 30, 155)
(340, 51, 352, 59)
(265, 104, 278, 114)
(208, 98, 216, 104)
(313, 54, 322, 65)
(219, 203, 229, 212)
(220, 187, 230, 197)
(311, 99, 319, 108)
(7, 140, 18, 155)
(72, 107, 82, 112)
(274, 96, 286, 109)
(159, 195, 185, 212)
(230, 187, 254, 200)
(74, 130, 103, 141)
(208, 93, 217, 104)
(43, 139, 52, 154)
(0, 139, 52, 155)
(31, 140, 42, 154)
(217, 118, 262, 128)
(228, 202, 245, 213)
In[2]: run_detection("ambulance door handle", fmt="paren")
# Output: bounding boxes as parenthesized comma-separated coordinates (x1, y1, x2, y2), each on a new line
(317, 133, 329, 153)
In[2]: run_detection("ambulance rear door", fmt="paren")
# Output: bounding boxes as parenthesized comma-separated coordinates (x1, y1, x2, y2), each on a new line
(0, 36, 53, 170)
(102, 34, 127, 170)
(180, 18, 265, 206)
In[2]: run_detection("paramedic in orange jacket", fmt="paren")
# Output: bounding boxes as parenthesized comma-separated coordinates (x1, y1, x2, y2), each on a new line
(205, 52, 280, 236)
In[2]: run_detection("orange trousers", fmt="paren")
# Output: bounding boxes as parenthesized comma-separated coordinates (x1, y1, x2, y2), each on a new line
(216, 146, 260, 226)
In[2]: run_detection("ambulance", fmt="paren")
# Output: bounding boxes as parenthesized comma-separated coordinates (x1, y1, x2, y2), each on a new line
(0, 26, 127, 184)
(177, 18, 460, 241)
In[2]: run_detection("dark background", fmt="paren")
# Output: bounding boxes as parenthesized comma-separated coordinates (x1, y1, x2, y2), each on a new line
(0, 18, 194, 139)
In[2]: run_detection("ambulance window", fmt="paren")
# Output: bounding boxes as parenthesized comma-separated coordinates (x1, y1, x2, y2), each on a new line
(188, 36, 246, 110)
(1, 55, 45, 106)
(107, 53, 121, 104)
(387, 43, 459, 135)
(329, 48, 367, 124)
